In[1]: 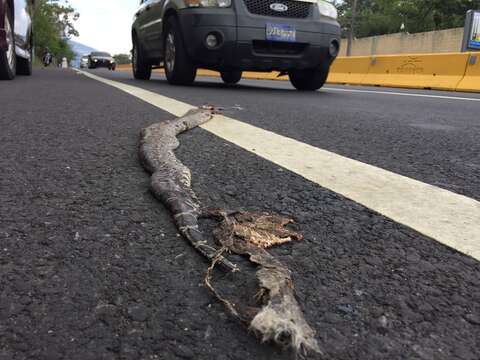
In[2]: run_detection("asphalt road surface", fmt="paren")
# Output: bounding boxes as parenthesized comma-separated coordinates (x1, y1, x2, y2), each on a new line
(1, 68, 479, 360)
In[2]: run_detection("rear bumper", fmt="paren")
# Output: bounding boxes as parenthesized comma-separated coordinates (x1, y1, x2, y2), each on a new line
(0, 28, 6, 51)
(177, 5, 341, 72)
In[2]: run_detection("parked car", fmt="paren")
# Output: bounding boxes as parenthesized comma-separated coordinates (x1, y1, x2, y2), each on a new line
(80, 55, 89, 68)
(131, 0, 340, 90)
(88, 51, 116, 70)
(0, 0, 34, 80)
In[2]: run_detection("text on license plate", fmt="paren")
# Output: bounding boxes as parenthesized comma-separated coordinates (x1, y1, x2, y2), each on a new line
(266, 23, 296, 42)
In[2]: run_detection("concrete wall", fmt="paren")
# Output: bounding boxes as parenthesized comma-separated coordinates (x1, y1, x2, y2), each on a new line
(339, 28, 464, 56)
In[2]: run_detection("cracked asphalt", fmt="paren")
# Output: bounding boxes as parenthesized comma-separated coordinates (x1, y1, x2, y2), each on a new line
(1, 68, 479, 360)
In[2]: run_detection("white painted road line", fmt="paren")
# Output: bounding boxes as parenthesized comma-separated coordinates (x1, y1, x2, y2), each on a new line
(323, 87, 480, 102)
(79, 70, 195, 117)
(77, 70, 480, 261)
(159, 72, 480, 102)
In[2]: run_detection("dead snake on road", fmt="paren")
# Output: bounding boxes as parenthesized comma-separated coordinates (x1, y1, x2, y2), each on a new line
(139, 108, 321, 356)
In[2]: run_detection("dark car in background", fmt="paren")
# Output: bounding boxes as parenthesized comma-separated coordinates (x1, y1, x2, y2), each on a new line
(88, 51, 116, 70)
(131, 0, 340, 90)
(0, 0, 34, 80)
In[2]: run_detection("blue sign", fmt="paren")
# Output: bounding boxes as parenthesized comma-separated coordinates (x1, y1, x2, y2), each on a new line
(469, 12, 480, 49)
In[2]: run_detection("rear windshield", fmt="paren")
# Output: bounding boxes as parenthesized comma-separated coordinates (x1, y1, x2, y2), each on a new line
(91, 52, 111, 57)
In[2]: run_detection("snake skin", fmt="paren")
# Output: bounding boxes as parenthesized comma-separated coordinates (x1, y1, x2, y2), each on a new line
(139, 109, 237, 270)
(139, 109, 319, 355)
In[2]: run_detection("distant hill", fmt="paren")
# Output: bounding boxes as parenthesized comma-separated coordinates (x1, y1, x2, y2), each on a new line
(68, 40, 97, 67)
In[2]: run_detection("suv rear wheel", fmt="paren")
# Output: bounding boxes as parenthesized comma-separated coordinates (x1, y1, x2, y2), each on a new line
(288, 62, 330, 91)
(163, 17, 196, 85)
(0, 5, 16, 80)
(132, 37, 152, 80)
(221, 71, 242, 85)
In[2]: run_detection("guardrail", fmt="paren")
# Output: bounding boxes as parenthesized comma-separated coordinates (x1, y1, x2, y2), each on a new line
(116, 52, 480, 93)
(456, 53, 480, 92)
(327, 52, 479, 92)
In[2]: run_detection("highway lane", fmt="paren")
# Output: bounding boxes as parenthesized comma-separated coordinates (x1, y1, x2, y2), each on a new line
(73, 69, 475, 356)
(1, 68, 479, 360)
(93, 69, 480, 201)
(79, 69, 480, 261)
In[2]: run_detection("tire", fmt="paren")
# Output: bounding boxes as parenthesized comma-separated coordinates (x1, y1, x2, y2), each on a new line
(288, 62, 330, 91)
(221, 71, 242, 85)
(163, 16, 196, 85)
(17, 36, 33, 76)
(132, 36, 151, 80)
(0, 4, 16, 80)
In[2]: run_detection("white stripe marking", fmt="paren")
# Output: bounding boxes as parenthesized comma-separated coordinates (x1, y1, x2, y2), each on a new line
(77, 70, 480, 261)
(323, 87, 480, 102)
(181, 74, 480, 102)
(140, 71, 480, 102)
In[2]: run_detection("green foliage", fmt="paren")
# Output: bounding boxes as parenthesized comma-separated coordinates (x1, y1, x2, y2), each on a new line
(337, 0, 480, 38)
(33, 0, 79, 62)
(113, 54, 131, 65)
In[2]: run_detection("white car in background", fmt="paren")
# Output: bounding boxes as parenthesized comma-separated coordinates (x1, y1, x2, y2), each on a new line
(80, 55, 89, 68)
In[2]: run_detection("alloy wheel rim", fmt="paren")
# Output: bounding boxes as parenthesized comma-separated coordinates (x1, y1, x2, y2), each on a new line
(5, 13, 15, 70)
(165, 33, 175, 73)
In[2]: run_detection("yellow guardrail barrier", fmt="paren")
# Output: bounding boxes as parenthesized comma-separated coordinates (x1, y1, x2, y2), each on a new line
(200, 69, 288, 80)
(116, 64, 286, 81)
(115, 52, 479, 93)
(363, 53, 469, 91)
(456, 53, 480, 92)
(327, 56, 371, 85)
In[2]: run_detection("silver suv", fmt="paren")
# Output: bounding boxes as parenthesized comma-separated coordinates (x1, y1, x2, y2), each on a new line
(131, 0, 340, 90)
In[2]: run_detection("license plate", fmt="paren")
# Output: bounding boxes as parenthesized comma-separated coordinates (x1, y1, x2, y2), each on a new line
(266, 23, 296, 42)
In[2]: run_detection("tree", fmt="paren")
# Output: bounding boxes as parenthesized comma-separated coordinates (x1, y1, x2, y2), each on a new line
(33, 0, 79, 62)
(337, 0, 480, 38)
(113, 54, 131, 65)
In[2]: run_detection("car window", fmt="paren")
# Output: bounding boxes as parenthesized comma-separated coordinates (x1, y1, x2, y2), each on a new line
(91, 52, 111, 57)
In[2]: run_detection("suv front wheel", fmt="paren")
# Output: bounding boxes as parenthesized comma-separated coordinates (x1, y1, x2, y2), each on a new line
(132, 37, 152, 80)
(221, 71, 242, 85)
(288, 62, 330, 91)
(163, 17, 196, 86)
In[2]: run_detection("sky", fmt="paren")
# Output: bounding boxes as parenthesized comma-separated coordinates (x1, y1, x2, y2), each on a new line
(68, 0, 138, 55)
